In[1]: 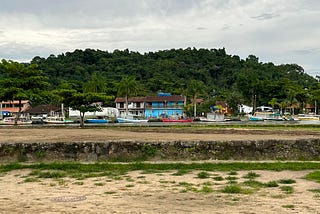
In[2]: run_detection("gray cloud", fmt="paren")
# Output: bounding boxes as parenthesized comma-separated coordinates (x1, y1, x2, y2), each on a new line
(0, 0, 319, 76)
(251, 13, 280, 20)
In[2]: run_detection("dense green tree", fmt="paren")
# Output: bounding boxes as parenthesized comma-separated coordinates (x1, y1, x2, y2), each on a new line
(26, 48, 318, 115)
(0, 60, 48, 124)
(57, 89, 113, 127)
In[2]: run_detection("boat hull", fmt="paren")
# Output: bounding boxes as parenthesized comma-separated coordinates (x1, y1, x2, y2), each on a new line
(161, 118, 193, 123)
(86, 119, 110, 123)
(117, 118, 148, 123)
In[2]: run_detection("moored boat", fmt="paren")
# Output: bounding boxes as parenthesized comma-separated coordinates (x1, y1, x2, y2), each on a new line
(297, 114, 319, 121)
(85, 118, 110, 123)
(161, 118, 193, 123)
(117, 117, 148, 123)
(0, 117, 32, 125)
(43, 116, 74, 124)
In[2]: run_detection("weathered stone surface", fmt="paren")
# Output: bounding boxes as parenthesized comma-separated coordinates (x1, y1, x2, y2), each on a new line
(0, 139, 320, 162)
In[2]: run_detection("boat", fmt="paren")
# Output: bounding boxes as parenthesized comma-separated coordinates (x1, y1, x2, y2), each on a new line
(43, 116, 74, 124)
(0, 117, 32, 125)
(85, 118, 110, 123)
(199, 113, 225, 122)
(117, 117, 148, 123)
(249, 112, 285, 121)
(161, 118, 193, 123)
(297, 114, 319, 121)
(117, 114, 148, 123)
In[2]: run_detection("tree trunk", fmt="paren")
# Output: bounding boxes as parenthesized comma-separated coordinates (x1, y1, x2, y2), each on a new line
(80, 112, 85, 128)
(125, 94, 128, 118)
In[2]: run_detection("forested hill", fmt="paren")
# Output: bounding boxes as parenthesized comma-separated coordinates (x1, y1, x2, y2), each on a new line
(31, 48, 318, 108)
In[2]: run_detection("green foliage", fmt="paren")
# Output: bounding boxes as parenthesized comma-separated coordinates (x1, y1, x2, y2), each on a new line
(197, 171, 210, 179)
(280, 186, 294, 194)
(305, 171, 320, 182)
(278, 179, 296, 184)
(243, 171, 260, 179)
(0, 59, 49, 123)
(28, 48, 317, 113)
(264, 181, 279, 187)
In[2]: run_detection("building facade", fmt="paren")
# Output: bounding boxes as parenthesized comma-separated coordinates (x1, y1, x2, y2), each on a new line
(0, 100, 31, 118)
(115, 93, 186, 118)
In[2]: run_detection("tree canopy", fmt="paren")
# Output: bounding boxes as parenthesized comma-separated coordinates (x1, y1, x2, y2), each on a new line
(1, 47, 317, 116)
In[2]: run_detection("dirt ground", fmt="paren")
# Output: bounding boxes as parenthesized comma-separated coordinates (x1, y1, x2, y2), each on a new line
(1, 127, 320, 213)
(1, 169, 320, 213)
(0, 127, 319, 143)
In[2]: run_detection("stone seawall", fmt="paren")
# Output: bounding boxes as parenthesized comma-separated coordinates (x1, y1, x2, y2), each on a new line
(1, 138, 320, 162)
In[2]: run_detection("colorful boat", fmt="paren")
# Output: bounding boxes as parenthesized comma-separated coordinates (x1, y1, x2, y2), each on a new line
(85, 118, 110, 123)
(161, 118, 193, 123)
(249, 112, 285, 121)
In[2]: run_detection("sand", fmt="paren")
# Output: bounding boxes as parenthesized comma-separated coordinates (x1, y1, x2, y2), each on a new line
(1, 169, 320, 213)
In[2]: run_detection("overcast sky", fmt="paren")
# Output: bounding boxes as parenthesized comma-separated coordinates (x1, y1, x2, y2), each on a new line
(0, 0, 319, 76)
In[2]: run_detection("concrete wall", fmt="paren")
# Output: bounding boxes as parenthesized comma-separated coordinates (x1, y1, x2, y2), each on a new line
(1, 139, 320, 162)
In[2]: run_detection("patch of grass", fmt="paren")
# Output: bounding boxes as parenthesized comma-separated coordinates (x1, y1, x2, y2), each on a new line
(3, 162, 320, 174)
(308, 188, 320, 193)
(243, 171, 260, 179)
(271, 194, 286, 199)
(136, 180, 150, 184)
(202, 181, 213, 186)
(242, 180, 265, 188)
(172, 169, 190, 176)
(126, 177, 135, 182)
(278, 179, 296, 184)
(221, 184, 253, 194)
(178, 181, 194, 187)
(73, 181, 84, 185)
(280, 186, 294, 194)
(264, 181, 279, 187)
(305, 171, 320, 182)
(23, 177, 40, 182)
(94, 182, 105, 186)
(125, 184, 135, 188)
(282, 204, 294, 209)
(197, 171, 210, 179)
(228, 171, 238, 175)
(105, 191, 117, 194)
(136, 176, 146, 179)
(56, 178, 66, 186)
(199, 185, 214, 193)
(213, 176, 224, 181)
(225, 176, 238, 181)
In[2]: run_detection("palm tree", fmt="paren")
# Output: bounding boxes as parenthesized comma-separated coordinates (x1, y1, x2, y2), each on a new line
(268, 98, 279, 111)
(117, 76, 139, 117)
(187, 80, 205, 117)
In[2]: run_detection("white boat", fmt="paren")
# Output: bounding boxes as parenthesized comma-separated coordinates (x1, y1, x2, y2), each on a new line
(117, 116, 148, 123)
(43, 116, 74, 124)
(199, 113, 225, 122)
(0, 117, 32, 125)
